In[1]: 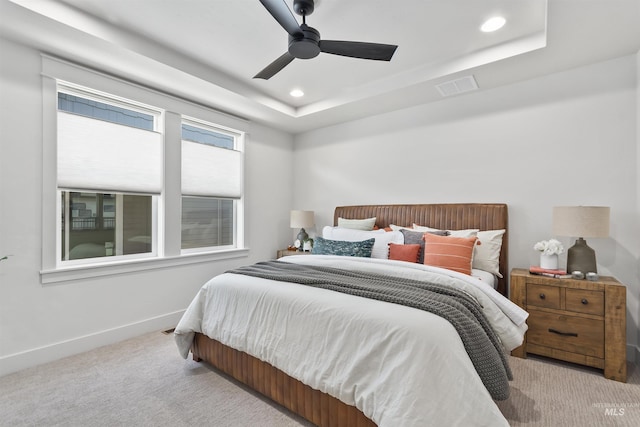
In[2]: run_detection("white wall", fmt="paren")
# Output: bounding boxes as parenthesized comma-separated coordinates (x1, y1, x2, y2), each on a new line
(0, 37, 294, 375)
(293, 54, 640, 357)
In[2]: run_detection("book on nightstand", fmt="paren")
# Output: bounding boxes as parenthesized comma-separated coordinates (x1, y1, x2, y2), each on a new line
(529, 266, 572, 279)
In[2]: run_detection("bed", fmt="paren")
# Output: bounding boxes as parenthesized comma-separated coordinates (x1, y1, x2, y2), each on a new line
(175, 203, 526, 426)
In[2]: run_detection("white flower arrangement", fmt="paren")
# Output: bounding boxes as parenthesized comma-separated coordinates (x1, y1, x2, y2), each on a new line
(533, 239, 564, 255)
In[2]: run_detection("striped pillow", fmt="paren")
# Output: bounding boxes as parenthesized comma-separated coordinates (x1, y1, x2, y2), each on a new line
(422, 233, 477, 275)
(400, 229, 449, 264)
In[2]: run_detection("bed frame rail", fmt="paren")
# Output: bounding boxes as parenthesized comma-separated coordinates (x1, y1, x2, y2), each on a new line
(193, 333, 376, 427)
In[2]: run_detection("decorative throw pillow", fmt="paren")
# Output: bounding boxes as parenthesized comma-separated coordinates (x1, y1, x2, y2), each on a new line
(373, 225, 393, 231)
(323, 226, 403, 259)
(473, 229, 505, 277)
(388, 243, 421, 263)
(337, 217, 377, 230)
(422, 233, 477, 276)
(400, 229, 448, 264)
(311, 237, 375, 257)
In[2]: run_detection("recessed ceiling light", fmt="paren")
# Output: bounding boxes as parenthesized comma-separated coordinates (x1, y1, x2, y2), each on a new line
(481, 16, 506, 33)
(290, 89, 304, 97)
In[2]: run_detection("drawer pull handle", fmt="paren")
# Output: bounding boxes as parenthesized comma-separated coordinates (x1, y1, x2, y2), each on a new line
(549, 328, 578, 337)
(539, 293, 546, 300)
(581, 298, 588, 305)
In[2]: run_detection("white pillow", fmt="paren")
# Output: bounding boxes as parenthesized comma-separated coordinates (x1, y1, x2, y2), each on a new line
(389, 224, 413, 232)
(412, 224, 479, 238)
(473, 229, 505, 277)
(337, 217, 377, 230)
(412, 224, 503, 276)
(413, 224, 504, 278)
(322, 226, 403, 259)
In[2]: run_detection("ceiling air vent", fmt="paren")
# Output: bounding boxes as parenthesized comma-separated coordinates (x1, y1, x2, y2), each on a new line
(435, 75, 479, 97)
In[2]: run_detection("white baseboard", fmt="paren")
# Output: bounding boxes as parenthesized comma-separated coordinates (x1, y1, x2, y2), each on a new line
(0, 310, 185, 377)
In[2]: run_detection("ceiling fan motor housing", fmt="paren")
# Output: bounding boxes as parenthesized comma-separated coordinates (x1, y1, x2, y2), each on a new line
(288, 24, 321, 59)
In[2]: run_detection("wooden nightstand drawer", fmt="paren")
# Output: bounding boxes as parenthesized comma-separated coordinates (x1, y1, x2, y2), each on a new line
(510, 268, 627, 382)
(527, 309, 604, 358)
(565, 288, 604, 316)
(526, 283, 560, 309)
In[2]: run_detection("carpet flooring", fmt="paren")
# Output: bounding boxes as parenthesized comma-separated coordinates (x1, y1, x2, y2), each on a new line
(497, 354, 639, 426)
(1, 332, 638, 426)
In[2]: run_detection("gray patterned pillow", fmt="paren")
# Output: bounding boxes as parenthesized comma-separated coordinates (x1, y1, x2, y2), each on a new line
(312, 237, 375, 257)
(400, 229, 449, 264)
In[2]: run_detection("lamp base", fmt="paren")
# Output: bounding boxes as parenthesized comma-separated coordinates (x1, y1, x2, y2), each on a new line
(566, 237, 597, 274)
(296, 228, 309, 251)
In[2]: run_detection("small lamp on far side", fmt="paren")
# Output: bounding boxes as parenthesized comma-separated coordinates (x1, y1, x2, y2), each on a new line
(290, 210, 315, 251)
(552, 206, 610, 274)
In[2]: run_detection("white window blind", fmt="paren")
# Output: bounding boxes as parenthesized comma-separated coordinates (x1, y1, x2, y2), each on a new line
(181, 141, 242, 198)
(57, 112, 163, 194)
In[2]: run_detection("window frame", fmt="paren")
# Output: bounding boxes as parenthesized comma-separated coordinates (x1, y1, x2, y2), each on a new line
(57, 190, 160, 267)
(180, 117, 244, 254)
(40, 55, 248, 284)
(55, 84, 164, 268)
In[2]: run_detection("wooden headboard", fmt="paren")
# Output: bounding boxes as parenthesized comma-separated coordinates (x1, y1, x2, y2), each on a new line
(334, 203, 509, 296)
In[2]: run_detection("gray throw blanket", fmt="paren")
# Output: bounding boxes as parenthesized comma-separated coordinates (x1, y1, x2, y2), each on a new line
(229, 261, 512, 400)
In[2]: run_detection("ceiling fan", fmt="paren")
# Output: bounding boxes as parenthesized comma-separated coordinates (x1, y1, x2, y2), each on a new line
(254, 0, 398, 80)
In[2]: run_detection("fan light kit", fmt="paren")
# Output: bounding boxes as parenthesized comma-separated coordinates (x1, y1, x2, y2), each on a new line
(255, 0, 398, 80)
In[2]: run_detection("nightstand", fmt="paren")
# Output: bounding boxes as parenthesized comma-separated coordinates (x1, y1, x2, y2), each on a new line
(510, 268, 626, 382)
(276, 249, 312, 259)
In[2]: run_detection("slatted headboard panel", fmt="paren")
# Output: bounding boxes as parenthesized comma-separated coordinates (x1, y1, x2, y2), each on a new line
(334, 204, 509, 296)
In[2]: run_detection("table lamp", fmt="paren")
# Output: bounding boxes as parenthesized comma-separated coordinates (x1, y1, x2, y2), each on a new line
(290, 210, 314, 251)
(552, 206, 610, 274)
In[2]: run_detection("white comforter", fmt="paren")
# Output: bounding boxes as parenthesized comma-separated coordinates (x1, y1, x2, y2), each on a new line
(175, 255, 528, 427)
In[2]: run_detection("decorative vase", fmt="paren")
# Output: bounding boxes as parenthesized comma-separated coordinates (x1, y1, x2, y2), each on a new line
(540, 253, 559, 270)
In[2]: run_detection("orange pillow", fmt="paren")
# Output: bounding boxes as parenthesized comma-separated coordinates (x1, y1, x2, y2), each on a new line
(422, 233, 477, 275)
(388, 243, 421, 263)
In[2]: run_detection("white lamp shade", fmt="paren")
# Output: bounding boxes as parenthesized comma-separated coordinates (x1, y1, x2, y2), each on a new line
(553, 206, 610, 238)
(290, 210, 314, 228)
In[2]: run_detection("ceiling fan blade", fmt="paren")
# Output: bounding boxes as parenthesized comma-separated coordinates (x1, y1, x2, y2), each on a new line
(254, 52, 296, 80)
(319, 40, 398, 61)
(259, 0, 302, 37)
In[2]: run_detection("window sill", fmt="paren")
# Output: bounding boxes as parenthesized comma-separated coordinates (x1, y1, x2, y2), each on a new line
(40, 248, 250, 284)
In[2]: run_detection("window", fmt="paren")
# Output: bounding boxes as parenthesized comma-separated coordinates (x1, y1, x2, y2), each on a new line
(181, 119, 242, 251)
(61, 192, 153, 260)
(58, 92, 154, 130)
(44, 71, 246, 276)
(56, 86, 161, 265)
(182, 123, 234, 149)
(181, 197, 234, 249)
